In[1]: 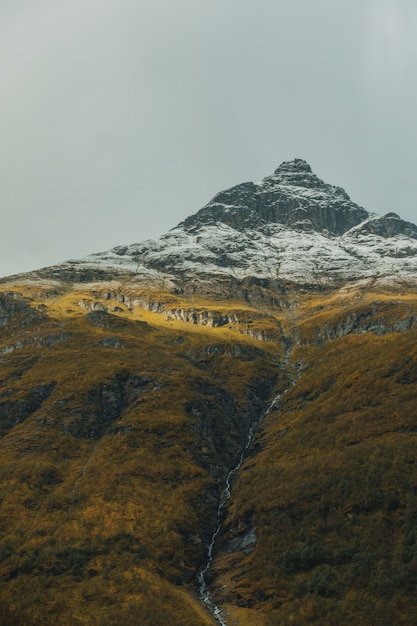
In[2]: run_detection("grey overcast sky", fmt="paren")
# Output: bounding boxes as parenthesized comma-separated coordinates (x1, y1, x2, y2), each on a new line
(1, 0, 417, 277)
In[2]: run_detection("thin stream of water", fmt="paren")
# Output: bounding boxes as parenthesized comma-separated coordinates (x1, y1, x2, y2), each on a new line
(68, 443, 99, 513)
(197, 349, 300, 625)
(197, 390, 284, 625)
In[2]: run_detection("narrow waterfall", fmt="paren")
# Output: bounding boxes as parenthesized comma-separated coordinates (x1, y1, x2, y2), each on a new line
(68, 443, 99, 513)
(197, 389, 284, 625)
(197, 347, 299, 625)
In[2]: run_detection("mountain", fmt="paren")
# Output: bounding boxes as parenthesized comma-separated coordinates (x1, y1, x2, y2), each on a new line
(1, 160, 417, 625)
(16, 158, 417, 290)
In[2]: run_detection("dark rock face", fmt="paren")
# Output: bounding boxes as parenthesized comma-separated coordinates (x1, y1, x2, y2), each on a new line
(182, 182, 260, 232)
(256, 192, 367, 236)
(0, 293, 30, 326)
(85, 310, 113, 328)
(0, 384, 56, 435)
(353, 213, 417, 240)
(185, 372, 278, 481)
(45, 373, 159, 440)
(0, 292, 46, 328)
(182, 159, 369, 237)
(26, 374, 160, 440)
(272, 158, 340, 191)
(98, 336, 125, 349)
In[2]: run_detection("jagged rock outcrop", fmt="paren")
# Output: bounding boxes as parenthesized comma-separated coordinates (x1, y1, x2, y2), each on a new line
(183, 159, 368, 236)
(353, 213, 417, 240)
(316, 312, 417, 344)
(0, 292, 46, 327)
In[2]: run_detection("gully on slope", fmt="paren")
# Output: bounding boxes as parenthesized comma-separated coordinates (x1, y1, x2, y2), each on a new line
(197, 348, 299, 625)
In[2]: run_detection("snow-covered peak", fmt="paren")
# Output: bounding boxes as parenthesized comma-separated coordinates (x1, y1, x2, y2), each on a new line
(12, 160, 417, 289)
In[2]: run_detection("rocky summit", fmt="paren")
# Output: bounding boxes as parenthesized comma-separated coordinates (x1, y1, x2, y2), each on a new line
(1, 161, 417, 626)
(182, 158, 368, 235)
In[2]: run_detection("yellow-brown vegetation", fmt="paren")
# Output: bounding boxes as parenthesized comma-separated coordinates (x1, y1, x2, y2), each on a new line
(211, 292, 417, 625)
(1, 277, 417, 624)
(0, 281, 284, 624)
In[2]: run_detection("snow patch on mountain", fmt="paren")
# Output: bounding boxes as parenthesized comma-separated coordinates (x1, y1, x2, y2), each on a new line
(72, 219, 417, 286)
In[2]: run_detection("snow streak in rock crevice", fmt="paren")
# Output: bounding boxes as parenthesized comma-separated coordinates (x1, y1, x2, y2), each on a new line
(197, 350, 299, 625)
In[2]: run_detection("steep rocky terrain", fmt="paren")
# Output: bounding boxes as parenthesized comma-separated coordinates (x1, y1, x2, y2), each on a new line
(1, 160, 417, 625)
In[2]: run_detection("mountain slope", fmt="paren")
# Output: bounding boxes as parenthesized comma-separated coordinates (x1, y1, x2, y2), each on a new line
(1, 160, 417, 625)
(210, 285, 417, 626)
(0, 286, 287, 625)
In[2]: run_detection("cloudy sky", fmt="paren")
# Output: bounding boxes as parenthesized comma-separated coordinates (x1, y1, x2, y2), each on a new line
(1, 0, 417, 277)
